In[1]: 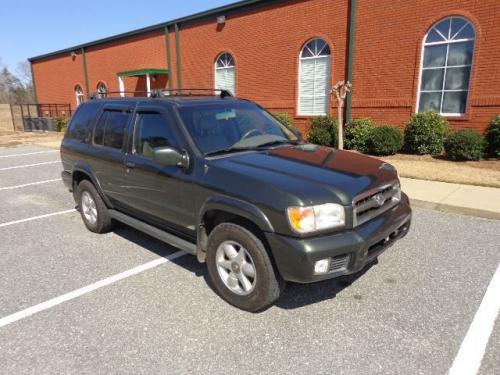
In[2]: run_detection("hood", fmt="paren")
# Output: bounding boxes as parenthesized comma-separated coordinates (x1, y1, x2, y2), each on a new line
(210, 144, 398, 206)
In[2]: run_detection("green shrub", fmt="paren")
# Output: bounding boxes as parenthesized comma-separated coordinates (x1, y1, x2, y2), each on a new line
(444, 129, 485, 161)
(273, 112, 300, 135)
(345, 118, 376, 153)
(404, 111, 449, 154)
(307, 116, 338, 147)
(54, 117, 70, 132)
(485, 115, 500, 158)
(367, 125, 403, 156)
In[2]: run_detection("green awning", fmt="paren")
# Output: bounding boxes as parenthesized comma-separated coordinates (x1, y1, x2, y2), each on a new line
(117, 68, 169, 77)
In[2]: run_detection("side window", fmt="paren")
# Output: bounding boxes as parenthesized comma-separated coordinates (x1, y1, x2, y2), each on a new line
(103, 111, 129, 149)
(93, 109, 130, 150)
(67, 103, 99, 142)
(93, 111, 108, 146)
(134, 112, 175, 158)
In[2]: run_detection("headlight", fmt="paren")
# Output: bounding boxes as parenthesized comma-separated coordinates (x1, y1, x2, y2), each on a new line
(287, 203, 345, 233)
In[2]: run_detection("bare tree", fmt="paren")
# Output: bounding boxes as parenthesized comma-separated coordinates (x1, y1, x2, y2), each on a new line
(0, 59, 34, 104)
(331, 81, 352, 150)
(16, 61, 32, 86)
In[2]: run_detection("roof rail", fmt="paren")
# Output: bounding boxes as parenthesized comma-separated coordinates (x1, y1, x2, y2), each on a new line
(151, 88, 233, 98)
(88, 88, 233, 100)
(89, 91, 152, 99)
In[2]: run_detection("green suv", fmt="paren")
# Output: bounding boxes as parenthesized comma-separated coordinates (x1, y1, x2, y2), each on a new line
(61, 89, 411, 311)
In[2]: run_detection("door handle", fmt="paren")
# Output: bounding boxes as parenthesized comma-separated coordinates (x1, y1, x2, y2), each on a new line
(125, 161, 136, 169)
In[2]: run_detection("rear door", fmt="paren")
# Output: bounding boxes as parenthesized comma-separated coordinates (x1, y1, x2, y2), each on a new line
(90, 104, 133, 207)
(121, 104, 195, 237)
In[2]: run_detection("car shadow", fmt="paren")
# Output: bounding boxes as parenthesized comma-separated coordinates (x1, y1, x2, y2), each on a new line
(112, 223, 378, 311)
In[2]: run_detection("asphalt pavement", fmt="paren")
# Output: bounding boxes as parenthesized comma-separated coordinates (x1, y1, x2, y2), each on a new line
(0, 145, 498, 374)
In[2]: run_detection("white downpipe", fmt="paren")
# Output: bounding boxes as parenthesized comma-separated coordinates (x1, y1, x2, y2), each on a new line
(118, 76, 125, 97)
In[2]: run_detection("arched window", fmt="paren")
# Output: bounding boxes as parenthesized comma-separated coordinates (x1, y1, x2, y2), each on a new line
(215, 53, 235, 95)
(75, 85, 84, 106)
(96, 82, 108, 98)
(298, 38, 331, 116)
(417, 17, 475, 115)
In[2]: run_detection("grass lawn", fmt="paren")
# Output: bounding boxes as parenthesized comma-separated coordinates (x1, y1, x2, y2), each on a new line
(0, 130, 63, 149)
(381, 154, 500, 188)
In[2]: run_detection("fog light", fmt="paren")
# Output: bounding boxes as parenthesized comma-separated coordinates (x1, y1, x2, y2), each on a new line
(314, 258, 330, 274)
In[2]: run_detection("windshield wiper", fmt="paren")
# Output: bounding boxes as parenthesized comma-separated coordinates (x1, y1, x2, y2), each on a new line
(204, 139, 300, 157)
(254, 139, 300, 149)
(204, 146, 253, 157)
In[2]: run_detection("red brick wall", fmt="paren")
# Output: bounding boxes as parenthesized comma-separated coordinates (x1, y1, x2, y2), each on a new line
(86, 31, 168, 97)
(352, 0, 500, 132)
(179, 0, 348, 133)
(32, 0, 500, 132)
(32, 52, 85, 109)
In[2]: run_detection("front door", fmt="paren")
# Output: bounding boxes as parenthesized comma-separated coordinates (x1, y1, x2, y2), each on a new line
(122, 105, 195, 238)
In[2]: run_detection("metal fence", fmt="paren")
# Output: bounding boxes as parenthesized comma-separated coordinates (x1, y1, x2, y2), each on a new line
(10, 103, 72, 131)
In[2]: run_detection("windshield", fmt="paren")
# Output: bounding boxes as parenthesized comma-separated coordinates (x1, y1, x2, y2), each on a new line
(177, 101, 299, 155)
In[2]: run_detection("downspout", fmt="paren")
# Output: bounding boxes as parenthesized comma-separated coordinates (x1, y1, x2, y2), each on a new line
(165, 26, 173, 89)
(29, 61, 39, 112)
(81, 47, 90, 99)
(174, 23, 183, 89)
(345, 0, 357, 124)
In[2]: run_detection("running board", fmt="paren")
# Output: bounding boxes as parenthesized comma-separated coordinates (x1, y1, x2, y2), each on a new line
(109, 210, 197, 255)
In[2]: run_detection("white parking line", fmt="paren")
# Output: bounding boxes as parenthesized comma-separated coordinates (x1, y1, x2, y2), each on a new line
(0, 209, 76, 228)
(0, 161, 60, 171)
(0, 251, 186, 328)
(0, 178, 61, 191)
(0, 150, 58, 158)
(449, 263, 500, 375)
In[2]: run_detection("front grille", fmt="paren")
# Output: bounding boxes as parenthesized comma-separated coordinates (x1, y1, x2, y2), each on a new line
(353, 181, 401, 227)
(328, 254, 351, 273)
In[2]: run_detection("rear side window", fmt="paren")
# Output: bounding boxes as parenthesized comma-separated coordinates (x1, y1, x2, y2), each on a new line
(67, 103, 100, 142)
(134, 112, 175, 158)
(93, 109, 130, 150)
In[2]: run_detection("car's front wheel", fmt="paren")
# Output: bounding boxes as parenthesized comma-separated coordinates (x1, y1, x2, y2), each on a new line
(206, 223, 284, 311)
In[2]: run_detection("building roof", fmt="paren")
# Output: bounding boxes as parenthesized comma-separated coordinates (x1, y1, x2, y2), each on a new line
(117, 68, 169, 77)
(29, 0, 278, 62)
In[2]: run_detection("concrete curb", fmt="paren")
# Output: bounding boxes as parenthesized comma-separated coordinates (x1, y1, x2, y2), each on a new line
(410, 199, 500, 221)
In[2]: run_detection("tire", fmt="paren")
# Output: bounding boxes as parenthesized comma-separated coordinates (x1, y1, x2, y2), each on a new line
(206, 223, 284, 312)
(76, 180, 113, 233)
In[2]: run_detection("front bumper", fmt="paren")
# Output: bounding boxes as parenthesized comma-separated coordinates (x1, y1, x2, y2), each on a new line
(265, 194, 412, 283)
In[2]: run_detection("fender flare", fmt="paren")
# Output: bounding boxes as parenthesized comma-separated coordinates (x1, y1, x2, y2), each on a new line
(196, 195, 275, 261)
(72, 162, 112, 208)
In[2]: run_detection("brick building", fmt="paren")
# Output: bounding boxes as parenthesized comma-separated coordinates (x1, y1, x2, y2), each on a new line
(29, 0, 500, 133)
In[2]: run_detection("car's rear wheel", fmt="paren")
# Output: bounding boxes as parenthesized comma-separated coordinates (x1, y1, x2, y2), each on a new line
(206, 223, 284, 311)
(77, 180, 113, 233)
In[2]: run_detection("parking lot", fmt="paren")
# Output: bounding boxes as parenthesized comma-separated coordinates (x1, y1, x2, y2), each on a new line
(0, 144, 498, 374)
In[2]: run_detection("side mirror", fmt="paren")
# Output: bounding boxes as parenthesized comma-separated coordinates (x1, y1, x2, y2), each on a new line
(153, 146, 189, 169)
(292, 128, 303, 140)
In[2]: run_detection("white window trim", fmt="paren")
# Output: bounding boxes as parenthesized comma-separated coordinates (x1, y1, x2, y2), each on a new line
(416, 17, 475, 117)
(96, 82, 108, 98)
(214, 53, 236, 95)
(75, 86, 84, 106)
(297, 39, 332, 116)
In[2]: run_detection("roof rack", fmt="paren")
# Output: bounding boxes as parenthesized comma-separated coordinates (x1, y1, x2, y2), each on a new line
(88, 91, 151, 99)
(151, 88, 233, 98)
(88, 88, 233, 100)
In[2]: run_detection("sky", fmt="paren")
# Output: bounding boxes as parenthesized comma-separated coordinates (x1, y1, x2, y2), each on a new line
(0, 0, 235, 74)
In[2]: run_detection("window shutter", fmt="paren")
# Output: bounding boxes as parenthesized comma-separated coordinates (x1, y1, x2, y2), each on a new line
(215, 67, 235, 95)
(313, 57, 330, 115)
(299, 56, 330, 115)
